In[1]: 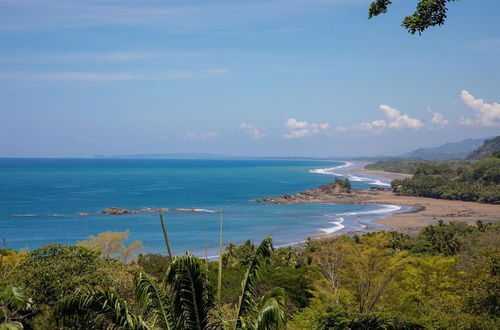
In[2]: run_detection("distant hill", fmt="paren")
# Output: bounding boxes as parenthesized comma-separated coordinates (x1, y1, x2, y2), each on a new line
(466, 136, 500, 160)
(401, 137, 490, 160)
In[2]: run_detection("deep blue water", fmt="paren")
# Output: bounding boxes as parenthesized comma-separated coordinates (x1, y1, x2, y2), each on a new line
(0, 158, 404, 255)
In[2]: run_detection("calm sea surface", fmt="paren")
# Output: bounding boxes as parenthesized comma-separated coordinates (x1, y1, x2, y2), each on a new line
(0, 158, 404, 255)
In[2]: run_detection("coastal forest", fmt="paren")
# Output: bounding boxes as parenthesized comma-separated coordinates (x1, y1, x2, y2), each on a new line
(1, 219, 499, 329)
(366, 139, 500, 204)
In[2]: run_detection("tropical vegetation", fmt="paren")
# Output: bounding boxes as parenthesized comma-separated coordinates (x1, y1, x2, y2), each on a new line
(391, 151, 500, 203)
(1, 218, 499, 329)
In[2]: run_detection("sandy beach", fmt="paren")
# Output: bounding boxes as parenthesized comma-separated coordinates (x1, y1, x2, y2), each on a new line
(258, 162, 500, 234)
(347, 163, 499, 233)
(354, 190, 500, 233)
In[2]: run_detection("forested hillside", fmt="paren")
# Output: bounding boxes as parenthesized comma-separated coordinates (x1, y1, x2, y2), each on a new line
(467, 136, 500, 160)
(391, 152, 500, 204)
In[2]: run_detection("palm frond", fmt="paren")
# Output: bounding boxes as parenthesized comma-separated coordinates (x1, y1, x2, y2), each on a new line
(134, 272, 174, 329)
(53, 286, 149, 330)
(254, 288, 287, 330)
(164, 253, 217, 330)
(234, 237, 273, 329)
(0, 322, 24, 330)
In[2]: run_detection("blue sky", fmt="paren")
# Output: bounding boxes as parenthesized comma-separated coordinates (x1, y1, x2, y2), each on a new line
(1, 0, 499, 157)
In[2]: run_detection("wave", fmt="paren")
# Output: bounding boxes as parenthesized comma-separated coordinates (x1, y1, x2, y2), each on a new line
(174, 208, 217, 213)
(338, 204, 401, 216)
(308, 161, 352, 176)
(192, 208, 217, 213)
(309, 162, 391, 187)
(11, 214, 37, 217)
(347, 175, 391, 187)
(320, 216, 345, 234)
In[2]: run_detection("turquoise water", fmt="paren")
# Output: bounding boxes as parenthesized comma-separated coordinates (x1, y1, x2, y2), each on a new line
(0, 159, 403, 255)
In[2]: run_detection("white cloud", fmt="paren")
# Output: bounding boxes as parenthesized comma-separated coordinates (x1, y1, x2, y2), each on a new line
(283, 118, 329, 139)
(430, 112, 448, 126)
(240, 123, 266, 139)
(459, 117, 475, 126)
(460, 90, 500, 127)
(201, 131, 217, 139)
(185, 131, 218, 140)
(380, 104, 423, 129)
(352, 104, 422, 133)
(185, 131, 198, 140)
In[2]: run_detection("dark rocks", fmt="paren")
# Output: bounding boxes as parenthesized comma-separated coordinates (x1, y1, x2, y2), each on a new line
(100, 207, 139, 215)
(255, 181, 353, 204)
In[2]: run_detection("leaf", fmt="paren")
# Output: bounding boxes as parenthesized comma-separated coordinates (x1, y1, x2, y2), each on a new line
(164, 253, 217, 330)
(0, 322, 24, 330)
(134, 272, 174, 329)
(234, 237, 273, 329)
(254, 288, 287, 330)
(0, 285, 29, 309)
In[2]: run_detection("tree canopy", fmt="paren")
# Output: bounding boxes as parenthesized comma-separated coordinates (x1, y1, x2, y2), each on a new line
(369, 0, 459, 34)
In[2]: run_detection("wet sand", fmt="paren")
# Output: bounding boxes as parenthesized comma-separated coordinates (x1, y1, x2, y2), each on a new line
(352, 190, 500, 234)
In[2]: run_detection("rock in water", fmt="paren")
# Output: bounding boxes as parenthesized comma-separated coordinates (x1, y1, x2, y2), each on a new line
(100, 207, 139, 215)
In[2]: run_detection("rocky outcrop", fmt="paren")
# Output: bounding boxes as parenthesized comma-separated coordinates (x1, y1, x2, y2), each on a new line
(100, 207, 139, 215)
(255, 181, 353, 204)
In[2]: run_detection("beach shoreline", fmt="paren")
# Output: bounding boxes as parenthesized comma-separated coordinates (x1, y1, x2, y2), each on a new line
(260, 160, 500, 235)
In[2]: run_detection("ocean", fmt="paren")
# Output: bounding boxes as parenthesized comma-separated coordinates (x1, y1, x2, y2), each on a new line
(0, 158, 408, 256)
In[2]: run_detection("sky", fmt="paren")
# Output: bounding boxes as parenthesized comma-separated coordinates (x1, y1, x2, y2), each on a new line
(0, 0, 499, 158)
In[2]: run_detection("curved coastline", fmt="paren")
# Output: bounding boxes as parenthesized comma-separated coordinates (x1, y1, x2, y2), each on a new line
(261, 160, 500, 238)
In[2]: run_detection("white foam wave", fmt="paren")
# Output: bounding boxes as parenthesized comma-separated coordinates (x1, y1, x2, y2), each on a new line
(192, 208, 216, 213)
(11, 214, 37, 217)
(308, 162, 352, 175)
(320, 216, 345, 234)
(309, 162, 391, 187)
(338, 204, 401, 216)
(350, 175, 391, 186)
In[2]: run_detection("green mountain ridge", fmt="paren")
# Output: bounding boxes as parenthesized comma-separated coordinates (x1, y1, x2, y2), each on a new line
(466, 136, 500, 160)
(401, 137, 491, 160)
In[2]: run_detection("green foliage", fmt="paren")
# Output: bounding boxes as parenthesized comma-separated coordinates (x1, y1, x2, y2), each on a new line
(391, 155, 500, 204)
(14, 244, 109, 306)
(259, 266, 314, 311)
(0, 284, 32, 329)
(334, 178, 351, 193)
(369, 0, 459, 34)
(292, 223, 500, 329)
(164, 253, 216, 330)
(315, 306, 424, 330)
(365, 159, 464, 174)
(136, 253, 170, 279)
(4, 223, 500, 329)
(53, 237, 288, 330)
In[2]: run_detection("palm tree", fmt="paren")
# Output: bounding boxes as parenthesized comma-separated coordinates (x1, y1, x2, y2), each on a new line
(53, 238, 287, 330)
